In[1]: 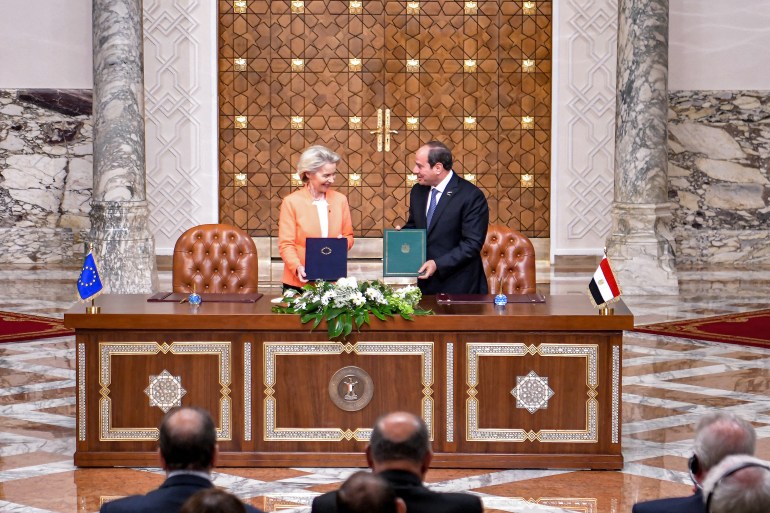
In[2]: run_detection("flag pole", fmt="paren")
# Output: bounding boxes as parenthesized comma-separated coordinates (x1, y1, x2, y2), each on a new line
(598, 247, 614, 315)
(599, 304, 614, 316)
(86, 298, 101, 315)
(85, 241, 101, 314)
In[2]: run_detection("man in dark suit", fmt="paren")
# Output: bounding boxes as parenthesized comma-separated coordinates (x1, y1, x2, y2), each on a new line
(632, 412, 756, 513)
(403, 141, 489, 294)
(101, 406, 264, 513)
(311, 411, 483, 513)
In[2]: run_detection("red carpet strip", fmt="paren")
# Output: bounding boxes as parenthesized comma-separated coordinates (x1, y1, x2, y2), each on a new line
(0, 311, 73, 343)
(634, 309, 770, 349)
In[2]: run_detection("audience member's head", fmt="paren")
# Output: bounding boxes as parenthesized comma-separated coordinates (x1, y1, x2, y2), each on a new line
(702, 454, 770, 513)
(179, 488, 246, 513)
(367, 411, 432, 478)
(690, 412, 756, 485)
(159, 406, 218, 472)
(336, 471, 405, 513)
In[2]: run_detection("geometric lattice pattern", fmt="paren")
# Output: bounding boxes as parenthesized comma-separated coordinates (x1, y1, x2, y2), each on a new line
(510, 370, 554, 414)
(143, 369, 187, 413)
(219, 1, 552, 237)
(561, 0, 617, 242)
(144, 0, 207, 249)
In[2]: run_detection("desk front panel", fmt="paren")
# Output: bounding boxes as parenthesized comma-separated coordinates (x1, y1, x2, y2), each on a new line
(75, 328, 621, 468)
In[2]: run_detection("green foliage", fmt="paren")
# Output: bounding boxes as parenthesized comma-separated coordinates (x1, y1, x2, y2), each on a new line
(272, 277, 432, 340)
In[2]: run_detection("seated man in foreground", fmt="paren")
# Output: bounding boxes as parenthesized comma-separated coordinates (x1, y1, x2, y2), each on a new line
(632, 412, 756, 513)
(312, 411, 483, 513)
(101, 406, 264, 513)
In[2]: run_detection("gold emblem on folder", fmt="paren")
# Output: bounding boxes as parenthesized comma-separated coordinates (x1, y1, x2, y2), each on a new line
(401, 243, 410, 253)
(321, 246, 332, 255)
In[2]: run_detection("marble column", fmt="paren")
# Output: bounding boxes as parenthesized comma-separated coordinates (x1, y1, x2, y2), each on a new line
(605, 0, 678, 295)
(90, 0, 158, 293)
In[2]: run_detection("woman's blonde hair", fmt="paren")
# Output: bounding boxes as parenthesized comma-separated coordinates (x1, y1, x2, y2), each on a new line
(297, 145, 340, 183)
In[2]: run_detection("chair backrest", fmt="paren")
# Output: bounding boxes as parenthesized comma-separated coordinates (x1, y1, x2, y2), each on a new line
(481, 224, 537, 294)
(172, 224, 258, 293)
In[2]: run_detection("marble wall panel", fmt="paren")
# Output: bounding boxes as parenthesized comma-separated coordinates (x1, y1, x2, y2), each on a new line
(0, 89, 93, 264)
(668, 91, 770, 267)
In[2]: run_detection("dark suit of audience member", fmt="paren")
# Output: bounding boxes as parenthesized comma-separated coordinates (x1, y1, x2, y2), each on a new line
(403, 141, 489, 295)
(312, 411, 483, 513)
(100, 406, 264, 513)
(632, 412, 756, 513)
(701, 454, 770, 513)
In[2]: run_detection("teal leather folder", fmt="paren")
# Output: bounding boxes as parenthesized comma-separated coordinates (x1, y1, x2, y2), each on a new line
(383, 229, 426, 277)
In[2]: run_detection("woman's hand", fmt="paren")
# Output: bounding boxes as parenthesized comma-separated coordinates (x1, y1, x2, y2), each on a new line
(296, 265, 308, 283)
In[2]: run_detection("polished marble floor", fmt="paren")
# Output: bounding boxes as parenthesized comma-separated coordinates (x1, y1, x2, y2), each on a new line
(1, 265, 769, 513)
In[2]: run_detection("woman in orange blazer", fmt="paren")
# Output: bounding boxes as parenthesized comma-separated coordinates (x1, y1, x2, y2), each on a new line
(278, 146, 354, 291)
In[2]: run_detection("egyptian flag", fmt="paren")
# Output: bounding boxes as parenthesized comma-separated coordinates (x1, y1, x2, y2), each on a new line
(588, 257, 621, 308)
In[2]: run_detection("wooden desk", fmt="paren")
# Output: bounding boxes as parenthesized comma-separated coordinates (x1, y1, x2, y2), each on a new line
(64, 294, 632, 469)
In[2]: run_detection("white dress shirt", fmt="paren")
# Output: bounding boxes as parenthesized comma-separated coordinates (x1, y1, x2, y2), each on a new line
(312, 197, 329, 237)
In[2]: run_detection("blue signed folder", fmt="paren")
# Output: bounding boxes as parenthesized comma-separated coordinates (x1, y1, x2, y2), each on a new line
(383, 229, 426, 277)
(305, 237, 348, 281)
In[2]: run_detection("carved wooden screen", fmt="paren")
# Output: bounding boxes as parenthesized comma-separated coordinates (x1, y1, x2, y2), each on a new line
(219, 1, 551, 237)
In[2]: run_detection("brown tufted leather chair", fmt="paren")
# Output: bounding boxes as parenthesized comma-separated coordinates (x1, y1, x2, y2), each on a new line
(481, 224, 537, 294)
(172, 224, 259, 293)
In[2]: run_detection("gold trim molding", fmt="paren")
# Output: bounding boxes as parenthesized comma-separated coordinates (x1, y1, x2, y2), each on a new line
(611, 345, 620, 444)
(466, 342, 599, 443)
(263, 341, 434, 441)
(78, 343, 86, 441)
(98, 341, 232, 441)
(245, 342, 252, 441)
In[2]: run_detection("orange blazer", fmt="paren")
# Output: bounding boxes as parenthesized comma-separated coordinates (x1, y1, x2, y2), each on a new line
(278, 188, 354, 287)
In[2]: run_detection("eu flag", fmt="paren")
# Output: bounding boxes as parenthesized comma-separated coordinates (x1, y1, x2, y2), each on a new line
(77, 251, 104, 301)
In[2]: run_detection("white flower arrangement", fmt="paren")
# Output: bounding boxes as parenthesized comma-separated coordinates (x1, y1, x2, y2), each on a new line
(272, 279, 431, 339)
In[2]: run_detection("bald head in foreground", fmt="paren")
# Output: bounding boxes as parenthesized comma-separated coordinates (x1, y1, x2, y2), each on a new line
(101, 406, 264, 513)
(312, 411, 483, 513)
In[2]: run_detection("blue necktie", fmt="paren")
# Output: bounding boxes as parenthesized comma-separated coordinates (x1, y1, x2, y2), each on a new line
(426, 188, 438, 228)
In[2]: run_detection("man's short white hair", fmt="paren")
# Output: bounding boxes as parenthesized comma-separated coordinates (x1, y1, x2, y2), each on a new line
(702, 454, 770, 513)
(297, 145, 340, 183)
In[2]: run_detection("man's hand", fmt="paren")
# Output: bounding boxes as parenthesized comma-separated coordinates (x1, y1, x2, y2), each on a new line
(417, 260, 437, 279)
(296, 265, 309, 283)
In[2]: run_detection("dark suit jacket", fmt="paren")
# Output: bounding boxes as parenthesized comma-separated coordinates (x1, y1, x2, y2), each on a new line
(100, 474, 264, 513)
(632, 491, 705, 513)
(311, 469, 483, 513)
(404, 173, 489, 294)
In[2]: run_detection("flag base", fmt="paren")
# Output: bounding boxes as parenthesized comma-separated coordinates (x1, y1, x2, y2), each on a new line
(599, 306, 614, 316)
(86, 305, 101, 314)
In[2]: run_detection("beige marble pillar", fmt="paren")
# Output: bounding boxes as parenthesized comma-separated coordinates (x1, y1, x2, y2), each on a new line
(606, 0, 678, 295)
(90, 0, 158, 293)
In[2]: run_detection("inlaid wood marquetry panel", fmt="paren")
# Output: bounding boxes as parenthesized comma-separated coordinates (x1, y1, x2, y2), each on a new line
(219, 1, 552, 237)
